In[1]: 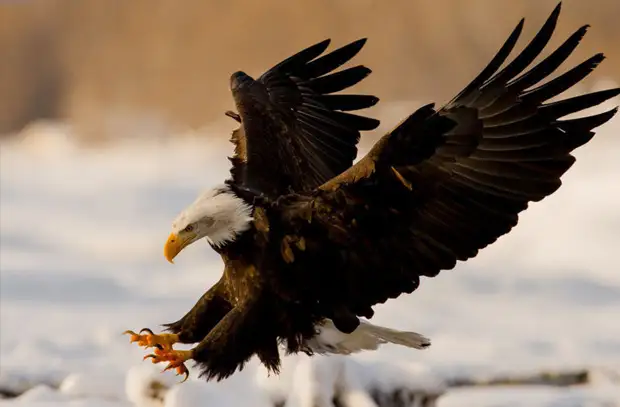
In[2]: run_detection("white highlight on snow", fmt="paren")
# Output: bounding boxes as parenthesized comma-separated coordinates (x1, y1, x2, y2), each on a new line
(125, 364, 179, 407)
(14, 384, 69, 403)
(283, 356, 446, 407)
(60, 371, 126, 400)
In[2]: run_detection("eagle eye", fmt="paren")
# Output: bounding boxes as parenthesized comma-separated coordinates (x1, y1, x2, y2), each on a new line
(183, 224, 194, 233)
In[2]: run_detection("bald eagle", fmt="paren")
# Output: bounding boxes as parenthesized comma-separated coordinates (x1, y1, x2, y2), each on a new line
(125, 3, 619, 382)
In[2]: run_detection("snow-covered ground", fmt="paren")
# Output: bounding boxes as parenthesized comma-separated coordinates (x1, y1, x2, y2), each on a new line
(1, 87, 620, 406)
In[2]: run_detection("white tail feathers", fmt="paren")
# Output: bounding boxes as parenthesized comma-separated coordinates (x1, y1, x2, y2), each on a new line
(305, 319, 431, 355)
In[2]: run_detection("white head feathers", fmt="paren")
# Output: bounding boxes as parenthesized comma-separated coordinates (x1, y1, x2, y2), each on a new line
(172, 184, 254, 247)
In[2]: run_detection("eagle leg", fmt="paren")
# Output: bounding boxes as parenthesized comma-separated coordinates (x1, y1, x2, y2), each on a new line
(123, 328, 180, 351)
(144, 347, 193, 383)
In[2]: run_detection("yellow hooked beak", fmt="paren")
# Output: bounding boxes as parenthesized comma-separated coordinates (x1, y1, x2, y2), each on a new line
(164, 232, 197, 263)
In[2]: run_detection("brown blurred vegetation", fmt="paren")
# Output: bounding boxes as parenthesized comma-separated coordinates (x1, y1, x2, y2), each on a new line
(1, 0, 619, 139)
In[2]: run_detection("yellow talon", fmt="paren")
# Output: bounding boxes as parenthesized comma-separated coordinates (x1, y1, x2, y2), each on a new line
(123, 328, 179, 351)
(144, 349, 193, 383)
(123, 330, 147, 347)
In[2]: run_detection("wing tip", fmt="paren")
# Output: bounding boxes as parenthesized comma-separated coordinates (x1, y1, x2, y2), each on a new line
(591, 52, 607, 67)
(318, 38, 332, 48)
(551, 2, 563, 19)
(359, 65, 373, 76)
(351, 37, 368, 47)
(601, 105, 620, 125)
(341, 38, 368, 56)
(349, 38, 369, 56)
(313, 38, 333, 57)
(540, 2, 562, 35)
(365, 117, 381, 131)
(512, 18, 526, 41)
(299, 38, 333, 58)
(573, 24, 591, 41)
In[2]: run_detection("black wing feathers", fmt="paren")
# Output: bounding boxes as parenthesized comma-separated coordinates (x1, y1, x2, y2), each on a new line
(304, 2, 619, 317)
(229, 38, 379, 195)
(482, 4, 561, 91)
(314, 94, 379, 111)
(306, 66, 372, 95)
(450, 19, 525, 107)
(268, 39, 331, 74)
(300, 38, 367, 79)
(480, 25, 591, 118)
(558, 107, 618, 133)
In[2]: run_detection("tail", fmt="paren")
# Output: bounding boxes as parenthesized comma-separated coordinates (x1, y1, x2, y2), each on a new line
(305, 319, 431, 355)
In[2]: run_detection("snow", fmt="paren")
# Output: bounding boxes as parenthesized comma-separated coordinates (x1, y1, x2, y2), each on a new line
(438, 384, 620, 407)
(1, 85, 620, 406)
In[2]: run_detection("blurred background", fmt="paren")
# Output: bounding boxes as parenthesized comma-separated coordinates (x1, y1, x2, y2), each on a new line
(1, 1, 620, 406)
(2, 0, 620, 140)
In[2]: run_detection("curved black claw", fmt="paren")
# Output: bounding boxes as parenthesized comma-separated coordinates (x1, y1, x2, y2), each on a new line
(162, 362, 190, 383)
(139, 328, 155, 335)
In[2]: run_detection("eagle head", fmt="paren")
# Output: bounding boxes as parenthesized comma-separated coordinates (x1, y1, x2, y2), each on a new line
(164, 185, 254, 263)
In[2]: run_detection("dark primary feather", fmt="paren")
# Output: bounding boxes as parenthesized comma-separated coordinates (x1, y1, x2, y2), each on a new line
(282, 2, 619, 319)
(227, 38, 380, 196)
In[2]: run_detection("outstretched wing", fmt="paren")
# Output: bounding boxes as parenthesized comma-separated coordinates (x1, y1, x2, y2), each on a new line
(286, 3, 619, 317)
(227, 39, 380, 197)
